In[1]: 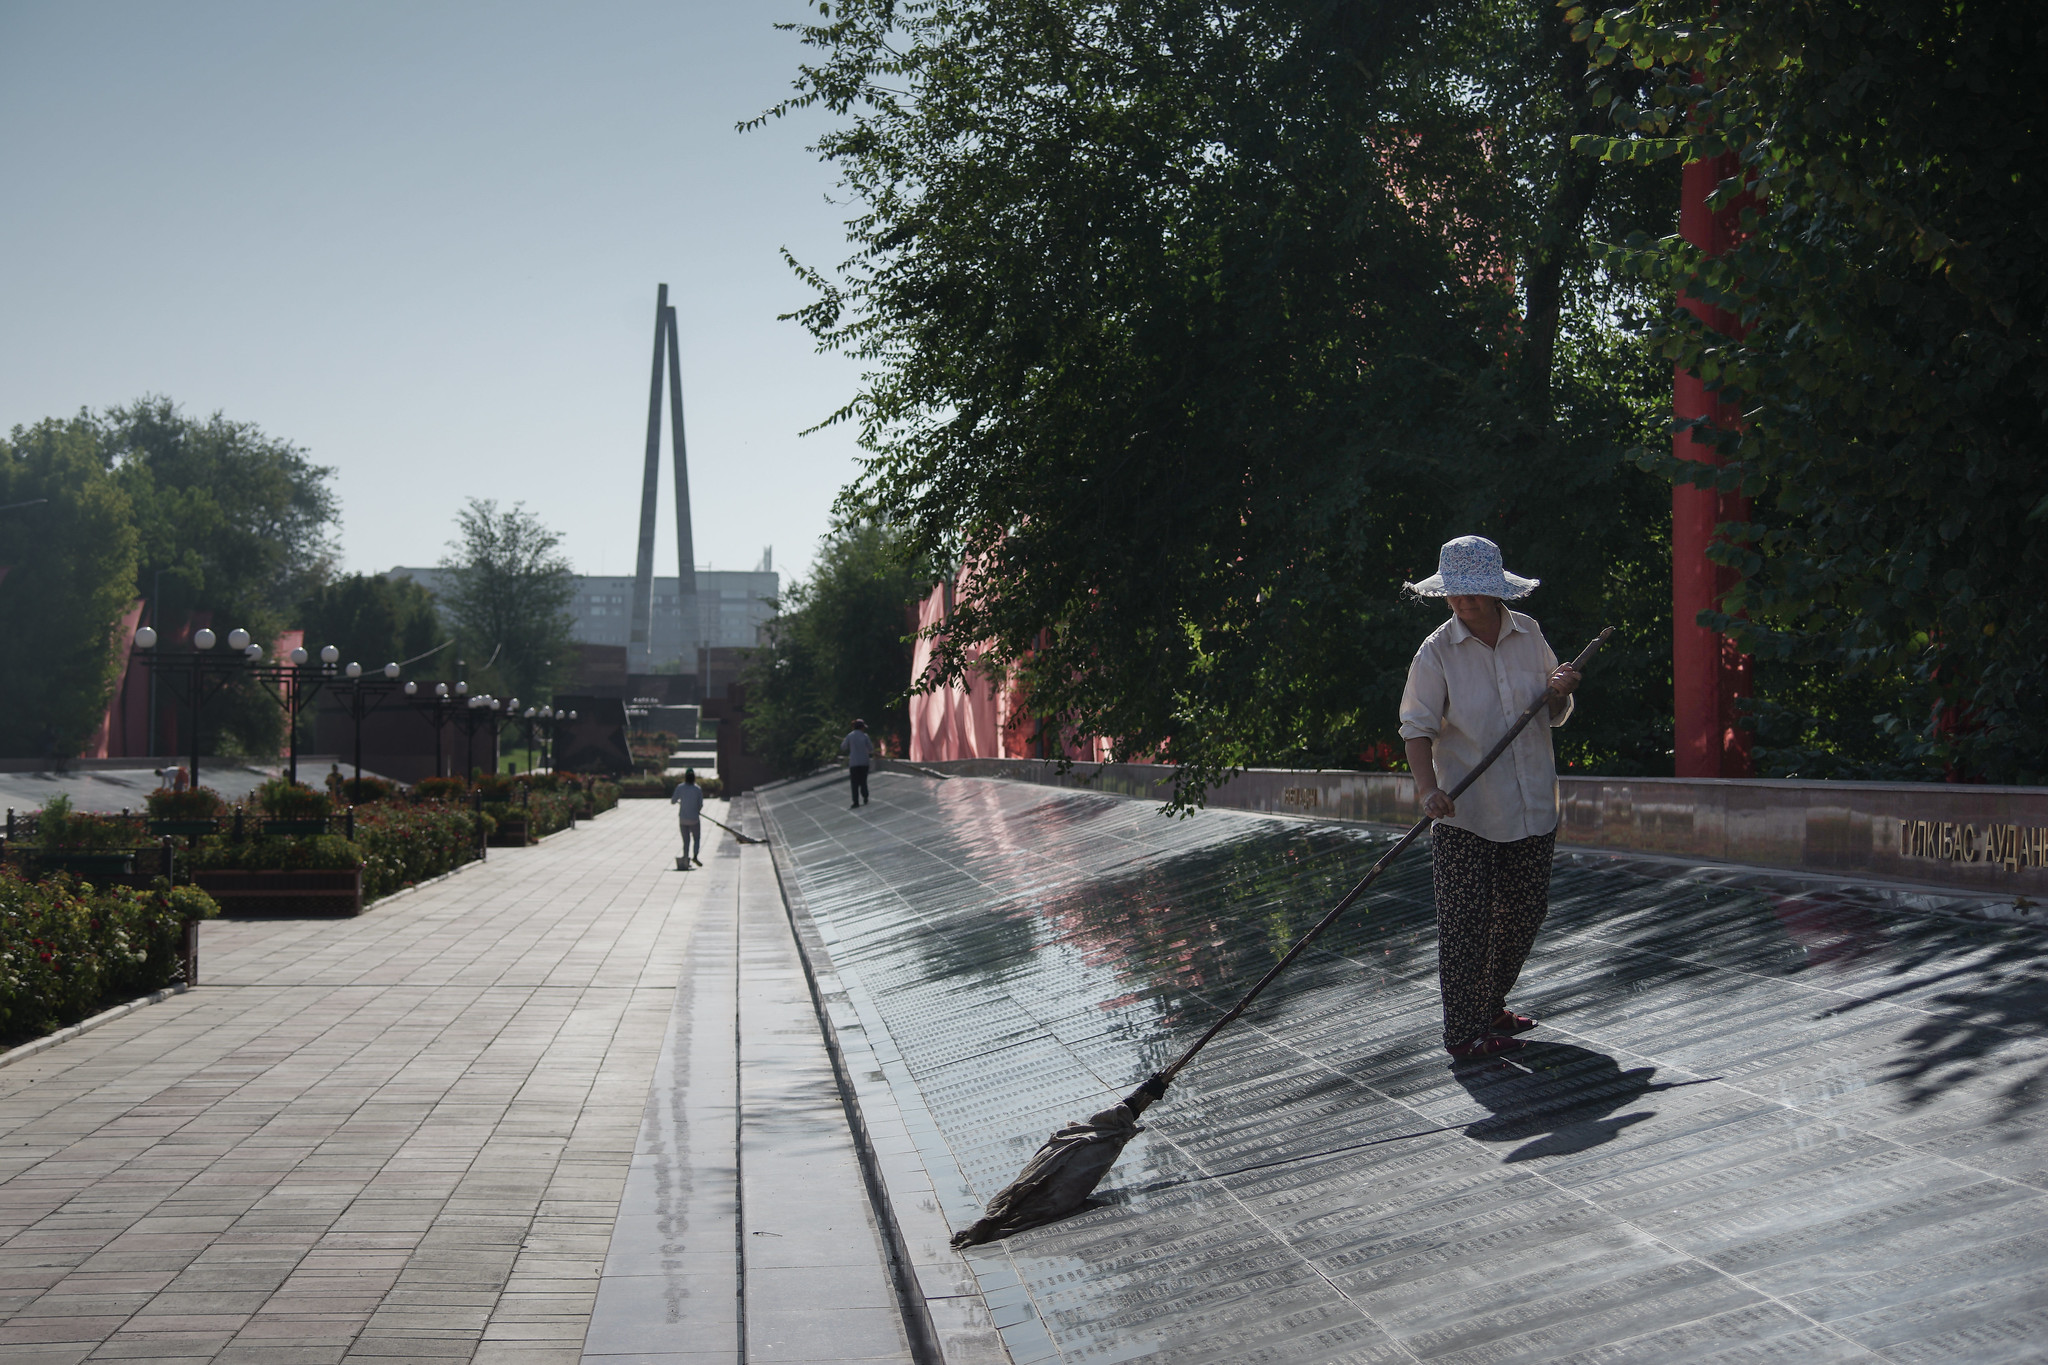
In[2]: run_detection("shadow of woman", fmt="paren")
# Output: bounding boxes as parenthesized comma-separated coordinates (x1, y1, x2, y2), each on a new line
(1453, 1041, 1704, 1164)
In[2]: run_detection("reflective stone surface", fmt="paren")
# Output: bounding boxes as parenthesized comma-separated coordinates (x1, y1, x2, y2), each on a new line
(758, 770, 2048, 1364)
(901, 757, 2048, 901)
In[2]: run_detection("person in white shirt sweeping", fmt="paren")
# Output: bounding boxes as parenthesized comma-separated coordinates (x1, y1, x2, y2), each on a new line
(671, 769, 705, 867)
(1398, 536, 1581, 1062)
(840, 719, 873, 809)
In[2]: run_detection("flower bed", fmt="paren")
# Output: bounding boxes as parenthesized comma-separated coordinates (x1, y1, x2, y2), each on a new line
(476, 774, 621, 842)
(5, 774, 552, 926)
(23, 795, 146, 851)
(482, 791, 573, 845)
(187, 831, 365, 914)
(0, 870, 219, 1045)
(350, 803, 486, 901)
(629, 729, 676, 771)
(619, 775, 675, 799)
(183, 804, 487, 910)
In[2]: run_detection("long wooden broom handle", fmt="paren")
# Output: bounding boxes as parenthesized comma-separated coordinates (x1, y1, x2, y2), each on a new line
(1126, 626, 1615, 1107)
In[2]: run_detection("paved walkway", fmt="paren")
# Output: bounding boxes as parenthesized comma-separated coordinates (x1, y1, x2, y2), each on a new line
(582, 808, 914, 1364)
(0, 799, 913, 1364)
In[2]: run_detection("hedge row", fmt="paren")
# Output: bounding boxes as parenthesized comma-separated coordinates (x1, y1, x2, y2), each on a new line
(354, 803, 483, 901)
(618, 774, 723, 799)
(184, 806, 487, 903)
(15, 774, 623, 918)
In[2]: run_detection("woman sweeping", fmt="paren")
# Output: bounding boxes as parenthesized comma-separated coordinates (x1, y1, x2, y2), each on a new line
(948, 546, 1614, 1246)
(1399, 536, 1580, 1061)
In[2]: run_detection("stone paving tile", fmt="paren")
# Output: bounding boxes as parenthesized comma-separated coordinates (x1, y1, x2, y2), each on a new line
(0, 802, 729, 1362)
(760, 766, 2048, 1365)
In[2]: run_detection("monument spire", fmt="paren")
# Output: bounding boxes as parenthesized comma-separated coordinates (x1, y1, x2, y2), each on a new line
(666, 304, 697, 674)
(629, 284, 668, 672)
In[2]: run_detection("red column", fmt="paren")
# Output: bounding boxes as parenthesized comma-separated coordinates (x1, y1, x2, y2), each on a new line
(1672, 153, 1754, 778)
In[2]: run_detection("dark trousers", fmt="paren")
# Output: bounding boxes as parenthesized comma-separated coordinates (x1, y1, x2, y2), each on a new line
(1432, 822, 1557, 1048)
(850, 765, 870, 806)
(678, 818, 701, 861)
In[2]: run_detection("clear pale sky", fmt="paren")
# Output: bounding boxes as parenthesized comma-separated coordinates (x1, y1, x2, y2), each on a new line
(0, 1, 867, 585)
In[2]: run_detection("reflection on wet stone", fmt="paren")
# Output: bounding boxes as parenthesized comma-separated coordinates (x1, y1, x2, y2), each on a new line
(759, 770, 2048, 1363)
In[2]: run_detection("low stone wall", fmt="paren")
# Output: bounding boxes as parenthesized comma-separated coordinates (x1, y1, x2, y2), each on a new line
(889, 758, 2048, 898)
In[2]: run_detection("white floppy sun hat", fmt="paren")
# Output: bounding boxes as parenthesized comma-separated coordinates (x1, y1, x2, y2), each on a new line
(1404, 535, 1539, 600)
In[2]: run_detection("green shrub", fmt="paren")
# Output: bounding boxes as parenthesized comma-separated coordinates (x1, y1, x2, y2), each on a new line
(146, 786, 228, 821)
(182, 803, 486, 904)
(0, 871, 218, 1045)
(334, 776, 397, 805)
(483, 786, 583, 840)
(352, 803, 483, 901)
(531, 789, 583, 838)
(411, 776, 469, 804)
(255, 778, 331, 819)
(619, 775, 675, 798)
(188, 834, 363, 873)
(97, 883, 219, 1000)
(34, 795, 142, 851)
(471, 772, 514, 800)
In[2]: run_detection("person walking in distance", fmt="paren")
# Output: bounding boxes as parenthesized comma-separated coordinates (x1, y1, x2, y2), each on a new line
(671, 768, 705, 867)
(841, 719, 872, 809)
(1398, 536, 1580, 1062)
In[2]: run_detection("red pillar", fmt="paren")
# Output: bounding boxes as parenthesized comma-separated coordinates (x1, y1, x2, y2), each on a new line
(1672, 153, 1754, 778)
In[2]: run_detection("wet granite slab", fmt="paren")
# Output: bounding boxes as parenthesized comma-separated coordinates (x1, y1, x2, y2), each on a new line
(756, 769, 2048, 1365)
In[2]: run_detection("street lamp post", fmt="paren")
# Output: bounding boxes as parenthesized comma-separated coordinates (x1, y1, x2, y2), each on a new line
(258, 643, 341, 785)
(135, 629, 412, 792)
(414, 682, 458, 779)
(335, 661, 407, 792)
(130, 624, 262, 788)
(457, 694, 500, 781)
(535, 707, 577, 772)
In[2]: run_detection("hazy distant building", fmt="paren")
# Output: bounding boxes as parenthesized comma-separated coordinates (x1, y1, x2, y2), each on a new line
(386, 559, 777, 667)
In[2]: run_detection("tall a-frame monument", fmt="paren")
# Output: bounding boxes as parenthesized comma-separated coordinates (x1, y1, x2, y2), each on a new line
(629, 283, 696, 674)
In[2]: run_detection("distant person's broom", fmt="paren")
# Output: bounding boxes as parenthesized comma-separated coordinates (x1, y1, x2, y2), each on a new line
(703, 812, 766, 846)
(948, 628, 1615, 1248)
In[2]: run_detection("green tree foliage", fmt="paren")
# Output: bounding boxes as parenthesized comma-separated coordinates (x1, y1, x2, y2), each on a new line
(765, 0, 1680, 799)
(0, 398, 339, 760)
(438, 498, 575, 703)
(0, 418, 140, 758)
(102, 396, 340, 757)
(104, 397, 338, 622)
(1573, 0, 2048, 780)
(741, 523, 926, 774)
(297, 573, 451, 676)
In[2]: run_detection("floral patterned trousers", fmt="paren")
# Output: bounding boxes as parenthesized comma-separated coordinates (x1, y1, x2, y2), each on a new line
(1431, 822, 1557, 1049)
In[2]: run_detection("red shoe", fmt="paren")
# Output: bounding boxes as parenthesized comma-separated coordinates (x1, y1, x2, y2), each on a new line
(1446, 1033, 1526, 1061)
(1492, 1009, 1537, 1036)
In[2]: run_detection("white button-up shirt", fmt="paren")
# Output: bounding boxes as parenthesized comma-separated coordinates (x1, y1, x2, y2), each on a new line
(1398, 609, 1572, 843)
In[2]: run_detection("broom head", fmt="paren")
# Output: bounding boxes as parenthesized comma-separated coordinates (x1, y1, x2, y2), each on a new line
(949, 1075, 1168, 1249)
